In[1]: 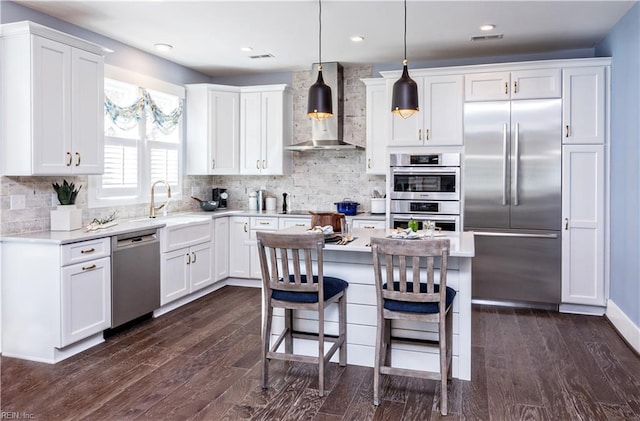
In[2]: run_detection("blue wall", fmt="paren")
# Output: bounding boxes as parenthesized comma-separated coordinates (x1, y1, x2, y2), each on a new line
(596, 3, 640, 327)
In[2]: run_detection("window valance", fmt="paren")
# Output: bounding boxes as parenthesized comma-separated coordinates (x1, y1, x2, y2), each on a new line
(105, 89, 183, 135)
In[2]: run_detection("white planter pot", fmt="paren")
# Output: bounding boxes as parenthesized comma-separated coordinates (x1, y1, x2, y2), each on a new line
(51, 204, 83, 231)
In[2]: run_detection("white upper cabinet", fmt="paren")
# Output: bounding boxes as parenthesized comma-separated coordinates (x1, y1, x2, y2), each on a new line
(185, 84, 240, 175)
(465, 69, 561, 101)
(1, 21, 105, 175)
(362, 78, 388, 175)
(389, 74, 464, 147)
(240, 85, 293, 175)
(562, 66, 606, 144)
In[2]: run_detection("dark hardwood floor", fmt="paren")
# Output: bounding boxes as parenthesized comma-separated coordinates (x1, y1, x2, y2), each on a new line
(2, 286, 639, 420)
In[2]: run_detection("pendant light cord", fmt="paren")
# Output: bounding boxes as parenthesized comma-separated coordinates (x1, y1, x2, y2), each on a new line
(318, 0, 322, 67)
(403, 0, 407, 62)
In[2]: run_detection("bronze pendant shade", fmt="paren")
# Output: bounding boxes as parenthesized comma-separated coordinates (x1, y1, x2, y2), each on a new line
(392, 60, 419, 119)
(307, 0, 333, 121)
(391, 0, 419, 119)
(308, 65, 333, 121)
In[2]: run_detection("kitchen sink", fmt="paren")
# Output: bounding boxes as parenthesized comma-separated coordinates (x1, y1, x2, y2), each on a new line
(127, 214, 212, 226)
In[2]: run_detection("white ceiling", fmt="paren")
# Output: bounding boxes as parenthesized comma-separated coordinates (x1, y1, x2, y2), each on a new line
(14, 0, 637, 77)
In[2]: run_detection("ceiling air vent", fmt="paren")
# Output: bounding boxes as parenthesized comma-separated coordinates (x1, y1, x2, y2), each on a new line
(470, 34, 504, 42)
(249, 53, 275, 59)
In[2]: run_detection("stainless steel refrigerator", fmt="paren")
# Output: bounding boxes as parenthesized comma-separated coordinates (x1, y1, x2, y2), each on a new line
(464, 99, 562, 308)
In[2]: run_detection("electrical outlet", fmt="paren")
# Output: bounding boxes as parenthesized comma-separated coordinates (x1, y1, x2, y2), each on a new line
(10, 195, 26, 210)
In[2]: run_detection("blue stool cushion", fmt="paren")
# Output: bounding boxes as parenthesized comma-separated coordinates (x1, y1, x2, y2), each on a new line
(272, 275, 348, 303)
(383, 282, 456, 314)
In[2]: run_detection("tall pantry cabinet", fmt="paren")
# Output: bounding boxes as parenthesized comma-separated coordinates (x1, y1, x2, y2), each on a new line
(561, 65, 608, 314)
(0, 21, 105, 175)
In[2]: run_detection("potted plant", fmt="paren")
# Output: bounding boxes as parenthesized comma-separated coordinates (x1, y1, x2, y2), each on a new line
(50, 179, 83, 231)
(52, 180, 81, 205)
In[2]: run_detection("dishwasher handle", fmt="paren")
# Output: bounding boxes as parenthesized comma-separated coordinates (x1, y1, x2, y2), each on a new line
(114, 230, 159, 249)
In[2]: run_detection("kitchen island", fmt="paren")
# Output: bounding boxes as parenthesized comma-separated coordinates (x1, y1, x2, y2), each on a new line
(268, 227, 475, 381)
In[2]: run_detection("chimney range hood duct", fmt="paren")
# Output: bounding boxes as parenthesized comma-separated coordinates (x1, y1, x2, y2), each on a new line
(286, 62, 360, 151)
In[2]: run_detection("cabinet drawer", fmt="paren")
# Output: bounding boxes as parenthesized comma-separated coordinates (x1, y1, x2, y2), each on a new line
(61, 237, 111, 266)
(278, 217, 311, 230)
(352, 220, 386, 230)
(160, 220, 213, 252)
(251, 217, 279, 230)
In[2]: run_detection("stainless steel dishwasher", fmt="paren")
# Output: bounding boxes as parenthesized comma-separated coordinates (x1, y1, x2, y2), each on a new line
(111, 229, 161, 329)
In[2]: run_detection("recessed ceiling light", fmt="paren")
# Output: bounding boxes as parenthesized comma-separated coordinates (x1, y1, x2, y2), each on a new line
(350, 35, 365, 42)
(241, 46, 253, 52)
(154, 43, 173, 52)
(102, 47, 115, 54)
(480, 24, 496, 31)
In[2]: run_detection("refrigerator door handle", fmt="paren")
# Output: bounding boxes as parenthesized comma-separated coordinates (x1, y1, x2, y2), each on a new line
(473, 231, 559, 239)
(513, 123, 520, 206)
(502, 123, 508, 206)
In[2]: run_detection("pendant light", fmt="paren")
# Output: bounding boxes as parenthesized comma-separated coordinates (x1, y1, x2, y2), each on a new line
(307, 0, 332, 121)
(391, 0, 419, 119)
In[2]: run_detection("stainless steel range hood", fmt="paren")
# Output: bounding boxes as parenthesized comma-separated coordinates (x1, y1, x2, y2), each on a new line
(286, 62, 360, 151)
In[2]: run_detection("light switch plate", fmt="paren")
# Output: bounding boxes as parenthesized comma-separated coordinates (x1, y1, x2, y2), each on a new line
(10, 195, 26, 210)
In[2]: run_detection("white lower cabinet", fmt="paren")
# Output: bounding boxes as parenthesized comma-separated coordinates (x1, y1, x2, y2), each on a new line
(561, 145, 605, 310)
(61, 256, 111, 347)
(159, 218, 215, 305)
(1, 237, 111, 362)
(250, 217, 279, 279)
(214, 217, 230, 281)
(229, 216, 251, 278)
(160, 242, 215, 305)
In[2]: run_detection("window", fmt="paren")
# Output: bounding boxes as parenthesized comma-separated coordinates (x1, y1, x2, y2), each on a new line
(89, 67, 184, 208)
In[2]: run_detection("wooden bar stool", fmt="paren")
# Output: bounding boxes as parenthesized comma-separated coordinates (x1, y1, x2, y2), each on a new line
(370, 237, 455, 415)
(256, 231, 348, 396)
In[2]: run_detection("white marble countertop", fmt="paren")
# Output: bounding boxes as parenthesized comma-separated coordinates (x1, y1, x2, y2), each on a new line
(280, 226, 475, 257)
(0, 209, 385, 245)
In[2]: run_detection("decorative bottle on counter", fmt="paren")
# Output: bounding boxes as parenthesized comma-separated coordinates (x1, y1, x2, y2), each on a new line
(408, 217, 419, 232)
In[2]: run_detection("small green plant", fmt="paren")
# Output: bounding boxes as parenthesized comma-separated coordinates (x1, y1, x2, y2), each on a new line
(52, 180, 81, 205)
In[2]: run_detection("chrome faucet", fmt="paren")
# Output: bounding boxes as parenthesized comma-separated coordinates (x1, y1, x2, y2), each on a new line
(150, 180, 172, 218)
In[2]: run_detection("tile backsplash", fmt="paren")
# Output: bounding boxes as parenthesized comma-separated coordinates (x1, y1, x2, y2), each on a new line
(0, 64, 386, 236)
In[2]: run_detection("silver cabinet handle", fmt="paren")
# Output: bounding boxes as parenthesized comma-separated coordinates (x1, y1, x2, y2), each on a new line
(262, 160, 266, 169)
(418, 129, 422, 141)
(504, 81, 509, 95)
(502, 123, 508, 206)
(565, 218, 569, 230)
(565, 125, 570, 138)
(244, 223, 248, 233)
(367, 158, 371, 169)
(66, 152, 72, 167)
(513, 123, 520, 206)
(425, 128, 430, 141)
(75, 152, 81, 167)
(256, 160, 260, 170)
(80, 248, 95, 254)
(81, 264, 97, 271)
(191, 252, 196, 263)
(513, 81, 518, 94)
(186, 253, 191, 264)
(212, 159, 216, 169)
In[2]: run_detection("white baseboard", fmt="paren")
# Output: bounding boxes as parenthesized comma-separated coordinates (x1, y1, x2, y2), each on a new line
(225, 277, 261, 288)
(606, 299, 640, 354)
(559, 303, 605, 315)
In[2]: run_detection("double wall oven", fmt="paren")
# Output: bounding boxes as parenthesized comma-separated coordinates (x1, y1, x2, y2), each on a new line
(389, 153, 461, 232)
